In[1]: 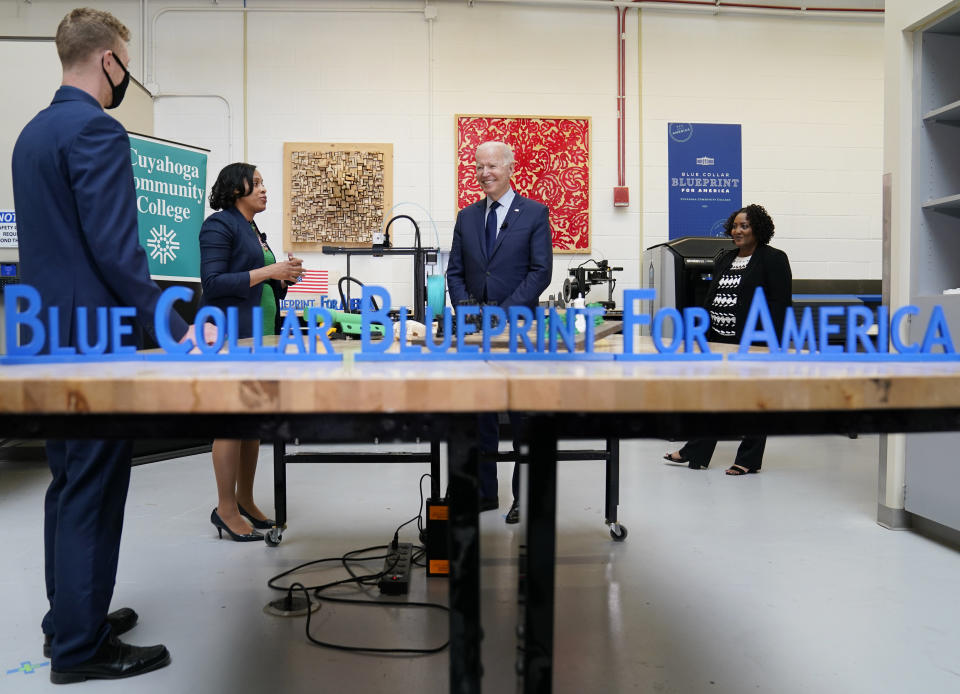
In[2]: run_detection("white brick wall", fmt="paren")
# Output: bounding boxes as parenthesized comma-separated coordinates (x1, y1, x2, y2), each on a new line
(2, 1, 883, 306)
(641, 12, 883, 282)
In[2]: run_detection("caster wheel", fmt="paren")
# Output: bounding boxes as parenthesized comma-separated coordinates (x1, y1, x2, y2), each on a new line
(264, 528, 282, 546)
(609, 524, 628, 542)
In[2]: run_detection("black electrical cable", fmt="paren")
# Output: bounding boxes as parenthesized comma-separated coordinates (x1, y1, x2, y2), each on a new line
(416, 472, 429, 538)
(265, 471, 447, 655)
(337, 275, 379, 313)
(384, 214, 421, 250)
(403, 472, 431, 546)
(293, 582, 448, 654)
(267, 547, 388, 594)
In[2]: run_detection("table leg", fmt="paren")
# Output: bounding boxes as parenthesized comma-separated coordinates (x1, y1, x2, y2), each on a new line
(604, 437, 620, 525)
(448, 421, 481, 694)
(521, 416, 558, 693)
(431, 438, 442, 499)
(273, 440, 287, 530)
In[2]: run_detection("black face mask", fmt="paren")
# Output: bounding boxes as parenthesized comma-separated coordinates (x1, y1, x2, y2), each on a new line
(101, 52, 130, 110)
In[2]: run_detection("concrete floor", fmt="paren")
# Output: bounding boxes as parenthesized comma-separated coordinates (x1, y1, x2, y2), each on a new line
(3, 435, 960, 693)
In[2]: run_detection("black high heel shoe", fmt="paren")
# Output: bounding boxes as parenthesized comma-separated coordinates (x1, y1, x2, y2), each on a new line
(237, 504, 275, 530)
(210, 509, 264, 542)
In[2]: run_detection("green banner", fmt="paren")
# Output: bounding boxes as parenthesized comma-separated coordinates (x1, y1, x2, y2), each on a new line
(129, 134, 207, 281)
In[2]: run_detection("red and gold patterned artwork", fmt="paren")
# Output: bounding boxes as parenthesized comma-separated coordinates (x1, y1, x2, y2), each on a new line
(456, 115, 591, 253)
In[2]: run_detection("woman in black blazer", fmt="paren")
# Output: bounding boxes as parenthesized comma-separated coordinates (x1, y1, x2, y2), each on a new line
(199, 163, 303, 540)
(664, 204, 792, 475)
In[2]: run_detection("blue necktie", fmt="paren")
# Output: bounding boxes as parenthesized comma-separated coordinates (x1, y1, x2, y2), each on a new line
(485, 200, 500, 258)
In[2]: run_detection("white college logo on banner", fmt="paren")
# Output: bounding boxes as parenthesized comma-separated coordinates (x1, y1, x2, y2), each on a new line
(146, 223, 181, 265)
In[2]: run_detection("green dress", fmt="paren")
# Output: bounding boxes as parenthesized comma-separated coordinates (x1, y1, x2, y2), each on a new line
(253, 221, 277, 336)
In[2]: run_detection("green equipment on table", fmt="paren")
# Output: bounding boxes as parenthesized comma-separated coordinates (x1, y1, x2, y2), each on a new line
(328, 310, 385, 339)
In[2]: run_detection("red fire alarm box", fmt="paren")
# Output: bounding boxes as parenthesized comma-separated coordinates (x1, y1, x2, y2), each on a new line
(613, 186, 629, 207)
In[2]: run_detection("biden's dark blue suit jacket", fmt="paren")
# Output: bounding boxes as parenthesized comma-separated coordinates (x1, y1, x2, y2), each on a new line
(12, 85, 188, 349)
(446, 192, 552, 310)
(446, 191, 552, 500)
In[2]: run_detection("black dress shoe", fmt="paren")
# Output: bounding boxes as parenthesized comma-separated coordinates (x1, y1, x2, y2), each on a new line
(210, 509, 264, 542)
(237, 503, 275, 530)
(479, 497, 499, 512)
(50, 634, 170, 684)
(44, 607, 138, 659)
(505, 500, 520, 524)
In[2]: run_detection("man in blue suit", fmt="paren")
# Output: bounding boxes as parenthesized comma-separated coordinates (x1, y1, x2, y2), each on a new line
(12, 7, 204, 684)
(447, 141, 553, 524)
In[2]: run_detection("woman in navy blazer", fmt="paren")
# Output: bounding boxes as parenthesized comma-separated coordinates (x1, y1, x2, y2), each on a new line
(199, 163, 303, 540)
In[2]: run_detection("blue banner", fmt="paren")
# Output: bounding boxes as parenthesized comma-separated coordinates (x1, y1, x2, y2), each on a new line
(668, 123, 742, 240)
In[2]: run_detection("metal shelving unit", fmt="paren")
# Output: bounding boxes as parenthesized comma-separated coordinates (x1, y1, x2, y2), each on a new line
(905, 8, 960, 532)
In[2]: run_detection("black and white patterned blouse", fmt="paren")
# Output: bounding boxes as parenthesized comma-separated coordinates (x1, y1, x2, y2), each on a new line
(709, 254, 751, 339)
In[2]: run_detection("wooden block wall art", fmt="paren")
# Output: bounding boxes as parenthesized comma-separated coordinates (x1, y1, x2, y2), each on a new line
(283, 142, 393, 250)
(456, 115, 591, 253)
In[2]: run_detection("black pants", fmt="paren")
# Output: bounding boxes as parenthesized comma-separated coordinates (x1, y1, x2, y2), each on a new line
(478, 413, 524, 501)
(43, 439, 133, 667)
(680, 436, 766, 472)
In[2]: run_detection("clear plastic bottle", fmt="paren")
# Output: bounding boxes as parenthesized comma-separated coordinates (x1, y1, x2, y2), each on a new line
(573, 294, 586, 333)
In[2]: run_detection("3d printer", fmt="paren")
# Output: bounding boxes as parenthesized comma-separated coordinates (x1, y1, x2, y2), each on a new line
(323, 214, 441, 327)
(561, 259, 622, 310)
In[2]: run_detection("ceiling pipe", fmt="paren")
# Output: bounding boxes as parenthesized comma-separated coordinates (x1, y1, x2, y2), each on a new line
(465, 0, 882, 20)
(140, 0, 147, 84)
(708, 2, 881, 11)
(616, 5, 626, 189)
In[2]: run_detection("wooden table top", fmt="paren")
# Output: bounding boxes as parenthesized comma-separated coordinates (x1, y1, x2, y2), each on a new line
(494, 359, 960, 413)
(0, 359, 507, 415)
(2, 337, 959, 416)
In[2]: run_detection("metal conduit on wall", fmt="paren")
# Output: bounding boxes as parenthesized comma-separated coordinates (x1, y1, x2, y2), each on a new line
(469, 0, 882, 18)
